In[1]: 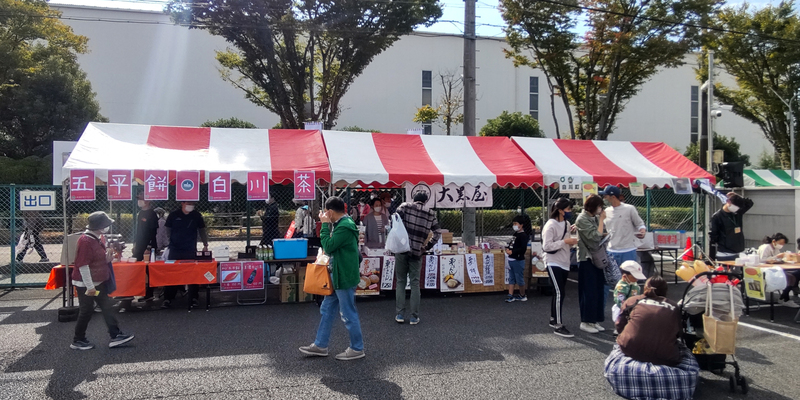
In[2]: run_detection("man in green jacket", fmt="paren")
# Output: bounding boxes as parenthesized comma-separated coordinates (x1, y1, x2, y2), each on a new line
(299, 196, 365, 361)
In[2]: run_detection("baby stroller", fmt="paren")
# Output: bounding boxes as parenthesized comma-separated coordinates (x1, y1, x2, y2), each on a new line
(679, 270, 748, 394)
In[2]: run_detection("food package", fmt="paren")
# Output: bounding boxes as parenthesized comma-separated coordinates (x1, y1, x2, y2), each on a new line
(315, 248, 330, 266)
(785, 253, 798, 263)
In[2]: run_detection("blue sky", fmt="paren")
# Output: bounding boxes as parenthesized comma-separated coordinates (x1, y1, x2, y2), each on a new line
(49, 0, 780, 38)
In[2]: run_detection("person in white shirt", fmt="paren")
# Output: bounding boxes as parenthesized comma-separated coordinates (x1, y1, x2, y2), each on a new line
(543, 197, 578, 338)
(601, 186, 646, 267)
(757, 233, 799, 308)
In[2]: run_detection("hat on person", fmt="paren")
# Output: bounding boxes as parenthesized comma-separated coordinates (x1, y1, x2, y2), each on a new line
(620, 260, 647, 280)
(600, 185, 621, 198)
(86, 211, 115, 231)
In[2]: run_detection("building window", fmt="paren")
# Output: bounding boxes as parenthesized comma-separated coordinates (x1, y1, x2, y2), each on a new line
(529, 77, 539, 120)
(422, 70, 432, 134)
(690, 85, 699, 143)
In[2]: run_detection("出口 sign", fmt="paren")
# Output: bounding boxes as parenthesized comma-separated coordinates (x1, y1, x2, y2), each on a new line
(20, 191, 56, 211)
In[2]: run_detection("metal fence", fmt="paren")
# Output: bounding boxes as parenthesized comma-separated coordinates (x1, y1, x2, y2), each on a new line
(0, 184, 698, 287)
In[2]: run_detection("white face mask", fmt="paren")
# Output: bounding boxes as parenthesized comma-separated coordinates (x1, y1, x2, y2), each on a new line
(596, 207, 603, 215)
(775, 243, 784, 250)
(374, 207, 382, 213)
(137, 200, 145, 208)
(727, 204, 740, 213)
(184, 205, 195, 212)
(512, 225, 520, 232)
(101, 226, 111, 233)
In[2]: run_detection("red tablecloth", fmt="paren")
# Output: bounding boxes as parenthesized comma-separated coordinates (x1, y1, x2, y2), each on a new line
(148, 260, 218, 287)
(45, 262, 148, 297)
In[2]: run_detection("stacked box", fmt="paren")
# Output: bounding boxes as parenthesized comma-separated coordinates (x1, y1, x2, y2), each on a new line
(280, 274, 297, 303)
(297, 266, 314, 303)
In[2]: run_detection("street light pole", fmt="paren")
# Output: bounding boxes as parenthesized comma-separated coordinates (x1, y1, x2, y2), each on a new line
(771, 88, 798, 186)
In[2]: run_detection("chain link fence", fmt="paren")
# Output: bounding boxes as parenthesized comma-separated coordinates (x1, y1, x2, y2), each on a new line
(0, 183, 700, 287)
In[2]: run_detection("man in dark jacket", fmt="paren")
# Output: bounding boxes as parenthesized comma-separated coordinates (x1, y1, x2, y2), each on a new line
(710, 192, 754, 261)
(132, 192, 158, 261)
(258, 198, 280, 246)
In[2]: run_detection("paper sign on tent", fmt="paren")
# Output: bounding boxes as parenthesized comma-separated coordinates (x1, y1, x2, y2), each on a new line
(247, 172, 270, 200)
(144, 170, 169, 200)
(70, 170, 96, 201)
(107, 170, 132, 201)
(208, 172, 231, 202)
(294, 170, 316, 201)
(176, 171, 200, 201)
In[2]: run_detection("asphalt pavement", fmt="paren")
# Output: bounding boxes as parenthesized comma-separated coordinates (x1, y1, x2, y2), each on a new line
(1, 278, 799, 400)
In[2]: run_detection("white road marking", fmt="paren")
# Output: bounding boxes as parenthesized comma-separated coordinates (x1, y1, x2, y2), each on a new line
(739, 321, 800, 342)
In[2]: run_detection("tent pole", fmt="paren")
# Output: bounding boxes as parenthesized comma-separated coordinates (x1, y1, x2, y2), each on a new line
(62, 181, 73, 307)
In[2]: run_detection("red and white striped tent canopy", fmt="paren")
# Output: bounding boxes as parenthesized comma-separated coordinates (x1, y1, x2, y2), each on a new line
(321, 131, 543, 187)
(512, 137, 715, 188)
(62, 123, 331, 184)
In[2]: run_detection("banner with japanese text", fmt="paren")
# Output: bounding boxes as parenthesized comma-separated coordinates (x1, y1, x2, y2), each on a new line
(482, 253, 495, 286)
(381, 256, 395, 291)
(294, 170, 316, 201)
(424, 255, 438, 289)
(404, 183, 492, 208)
(143, 170, 169, 200)
(247, 172, 270, 200)
(440, 255, 465, 292)
(70, 170, 96, 201)
(208, 172, 231, 202)
(220, 262, 243, 291)
(176, 171, 200, 201)
(107, 170, 132, 201)
(464, 253, 482, 284)
(357, 257, 381, 296)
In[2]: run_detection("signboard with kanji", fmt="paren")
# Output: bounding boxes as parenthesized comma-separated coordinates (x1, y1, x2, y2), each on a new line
(558, 176, 582, 194)
(107, 170, 132, 201)
(403, 183, 492, 208)
(293, 170, 315, 201)
(143, 170, 169, 200)
(176, 171, 200, 201)
(70, 170, 96, 201)
(19, 191, 56, 211)
(208, 172, 231, 202)
(247, 172, 270, 201)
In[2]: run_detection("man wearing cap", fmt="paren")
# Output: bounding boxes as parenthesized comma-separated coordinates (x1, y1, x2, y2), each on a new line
(162, 201, 209, 308)
(70, 211, 134, 350)
(601, 186, 646, 268)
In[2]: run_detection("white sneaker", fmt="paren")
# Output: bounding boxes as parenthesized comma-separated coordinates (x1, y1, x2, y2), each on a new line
(777, 299, 800, 309)
(580, 322, 599, 334)
(594, 323, 606, 332)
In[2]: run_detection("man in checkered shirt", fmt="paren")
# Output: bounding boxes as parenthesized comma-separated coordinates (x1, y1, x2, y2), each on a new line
(393, 191, 441, 325)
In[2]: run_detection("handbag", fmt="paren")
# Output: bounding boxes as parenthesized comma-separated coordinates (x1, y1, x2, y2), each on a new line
(303, 263, 334, 296)
(385, 213, 411, 254)
(702, 283, 738, 354)
(603, 250, 621, 285)
(589, 243, 611, 270)
(545, 222, 568, 254)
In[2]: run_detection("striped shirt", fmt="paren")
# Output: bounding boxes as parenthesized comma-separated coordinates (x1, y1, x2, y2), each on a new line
(395, 202, 441, 257)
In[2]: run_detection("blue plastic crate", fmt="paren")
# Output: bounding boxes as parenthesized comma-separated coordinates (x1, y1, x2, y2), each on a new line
(273, 239, 308, 260)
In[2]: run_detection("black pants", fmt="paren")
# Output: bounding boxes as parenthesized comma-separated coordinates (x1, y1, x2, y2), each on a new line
(781, 270, 800, 301)
(74, 282, 121, 342)
(578, 260, 606, 324)
(16, 229, 47, 261)
(547, 265, 569, 326)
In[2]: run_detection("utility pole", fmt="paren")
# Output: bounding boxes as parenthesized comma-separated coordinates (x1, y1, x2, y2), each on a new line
(462, 0, 477, 245)
(771, 88, 798, 187)
(707, 51, 715, 174)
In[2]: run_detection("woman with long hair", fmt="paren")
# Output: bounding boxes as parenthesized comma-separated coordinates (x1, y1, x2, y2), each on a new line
(542, 197, 578, 337)
(575, 194, 608, 334)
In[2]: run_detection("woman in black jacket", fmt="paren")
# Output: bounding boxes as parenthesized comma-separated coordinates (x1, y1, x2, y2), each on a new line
(710, 192, 754, 261)
(505, 215, 532, 302)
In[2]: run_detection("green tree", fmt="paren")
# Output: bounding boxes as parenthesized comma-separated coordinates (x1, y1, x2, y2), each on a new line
(755, 149, 782, 170)
(684, 133, 750, 170)
(699, 1, 800, 168)
(0, 0, 105, 158)
(479, 111, 544, 138)
(201, 117, 258, 129)
(501, 0, 719, 140)
(168, 0, 441, 130)
(340, 126, 381, 133)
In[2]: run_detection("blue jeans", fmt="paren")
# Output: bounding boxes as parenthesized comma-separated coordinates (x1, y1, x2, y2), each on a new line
(314, 287, 364, 351)
(508, 259, 525, 286)
(606, 250, 638, 311)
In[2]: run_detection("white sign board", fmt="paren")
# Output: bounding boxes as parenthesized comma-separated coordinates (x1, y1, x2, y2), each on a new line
(52, 141, 77, 185)
(304, 122, 323, 131)
(558, 176, 582, 194)
(404, 182, 493, 208)
(19, 190, 56, 211)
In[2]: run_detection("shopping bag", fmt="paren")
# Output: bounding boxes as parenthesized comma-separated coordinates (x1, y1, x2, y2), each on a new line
(284, 220, 296, 239)
(303, 263, 333, 296)
(603, 250, 621, 286)
(385, 213, 411, 254)
(702, 283, 738, 354)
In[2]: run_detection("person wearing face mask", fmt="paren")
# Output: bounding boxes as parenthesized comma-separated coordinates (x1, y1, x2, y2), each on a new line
(543, 197, 578, 337)
(600, 186, 646, 269)
(757, 233, 800, 308)
(70, 211, 135, 350)
(575, 194, 608, 334)
(505, 214, 532, 302)
(709, 192, 753, 261)
(162, 201, 209, 309)
(132, 192, 159, 262)
(258, 197, 280, 246)
(362, 198, 389, 249)
(294, 201, 317, 238)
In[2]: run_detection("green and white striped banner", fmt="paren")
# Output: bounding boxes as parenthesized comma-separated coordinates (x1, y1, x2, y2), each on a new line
(743, 170, 800, 187)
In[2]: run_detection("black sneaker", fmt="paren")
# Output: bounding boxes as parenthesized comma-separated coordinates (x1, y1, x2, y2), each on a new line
(553, 326, 574, 338)
(70, 340, 94, 350)
(109, 333, 134, 348)
(160, 300, 171, 309)
(505, 295, 516, 303)
(191, 299, 199, 308)
(549, 322, 558, 329)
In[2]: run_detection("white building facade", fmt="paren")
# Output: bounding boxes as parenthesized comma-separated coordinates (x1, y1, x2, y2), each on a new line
(55, 5, 772, 161)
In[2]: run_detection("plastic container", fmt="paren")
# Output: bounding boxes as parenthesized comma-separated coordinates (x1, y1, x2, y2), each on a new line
(273, 238, 308, 260)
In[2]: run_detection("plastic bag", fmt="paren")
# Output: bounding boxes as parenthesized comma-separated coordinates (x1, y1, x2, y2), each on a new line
(315, 248, 330, 266)
(764, 267, 788, 292)
(385, 213, 411, 254)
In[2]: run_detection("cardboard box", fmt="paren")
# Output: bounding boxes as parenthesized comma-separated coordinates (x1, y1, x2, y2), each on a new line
(280, 274, 297, 303)
(442, 232, 454, 243)
(297, 267, 314, 303)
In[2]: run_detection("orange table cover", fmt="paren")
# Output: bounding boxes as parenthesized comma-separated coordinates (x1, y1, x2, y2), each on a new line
(148, 261, 218, 287)
(45, 263, 147, 297)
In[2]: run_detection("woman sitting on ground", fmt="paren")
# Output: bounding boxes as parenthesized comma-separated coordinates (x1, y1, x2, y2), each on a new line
(605, 276, 699, 400)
